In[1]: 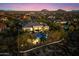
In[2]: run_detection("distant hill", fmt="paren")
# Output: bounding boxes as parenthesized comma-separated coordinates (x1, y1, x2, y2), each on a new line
(69, 10, 79, 13)
(57, 9, 66, 12)
(54, 9, 66, 13)
(41, 9, 49, 12)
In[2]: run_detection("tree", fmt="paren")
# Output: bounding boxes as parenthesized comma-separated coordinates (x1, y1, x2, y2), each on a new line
(17, 32, 35, 51)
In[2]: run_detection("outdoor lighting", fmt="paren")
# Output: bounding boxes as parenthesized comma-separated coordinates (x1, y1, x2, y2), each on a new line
(21, 44, 24, 47)
(32, 38, 40, 45)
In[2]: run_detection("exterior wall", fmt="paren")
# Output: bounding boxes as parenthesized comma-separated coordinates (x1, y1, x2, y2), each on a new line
(33, 26, 43, 31)
(60, 21, 67, 24)
(22, 25, 49, 32)
(22, 27, 33, 31)
(38, 26, 43, 31)
(43, 26, 49, 31)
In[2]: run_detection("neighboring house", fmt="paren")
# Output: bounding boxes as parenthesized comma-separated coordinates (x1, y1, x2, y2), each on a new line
(22, 22, 49, 32)
(1, 17, 8, 21)
(54, 20, 67, 24)
(60, 21, 67, 24)
(0, 23, 6, 32)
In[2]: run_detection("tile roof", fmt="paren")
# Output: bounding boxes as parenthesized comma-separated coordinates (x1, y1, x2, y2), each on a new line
(23, 22, 48, 27)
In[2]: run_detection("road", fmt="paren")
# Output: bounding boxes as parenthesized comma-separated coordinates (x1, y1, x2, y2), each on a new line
(19, 38, 64, 54)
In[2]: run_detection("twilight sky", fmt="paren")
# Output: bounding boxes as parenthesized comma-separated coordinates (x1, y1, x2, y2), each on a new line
(0, 3, 79, 11)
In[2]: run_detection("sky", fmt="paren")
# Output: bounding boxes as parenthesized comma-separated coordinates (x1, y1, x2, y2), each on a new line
(0, 3, 79, 11)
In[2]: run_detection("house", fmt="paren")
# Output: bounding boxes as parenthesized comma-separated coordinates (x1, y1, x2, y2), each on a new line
(54, 20, 67, 24)
(22, 22, 49, 32)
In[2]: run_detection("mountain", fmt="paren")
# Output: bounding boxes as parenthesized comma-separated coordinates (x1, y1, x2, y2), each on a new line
(56, 9, 66, 12)
(41, 9, 49, 12)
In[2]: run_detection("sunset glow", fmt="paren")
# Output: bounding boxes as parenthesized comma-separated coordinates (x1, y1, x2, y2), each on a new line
(0, 3, 79, 11)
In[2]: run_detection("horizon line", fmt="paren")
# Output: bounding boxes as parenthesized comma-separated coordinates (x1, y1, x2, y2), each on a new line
(0, 9, 77, 11)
